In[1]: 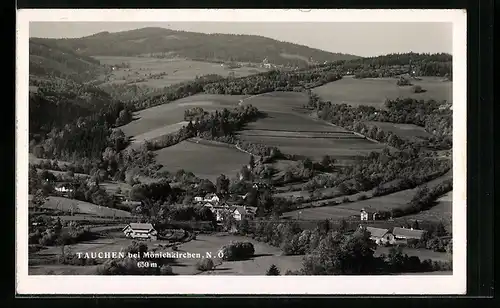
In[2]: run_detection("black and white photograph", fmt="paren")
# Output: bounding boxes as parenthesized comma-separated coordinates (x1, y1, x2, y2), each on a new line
(16, 9, 467, 295)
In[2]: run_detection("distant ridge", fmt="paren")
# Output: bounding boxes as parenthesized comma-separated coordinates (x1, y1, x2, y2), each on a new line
(32, 27, 361, 67)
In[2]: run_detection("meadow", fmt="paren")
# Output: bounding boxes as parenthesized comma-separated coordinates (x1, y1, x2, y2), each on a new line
(35, 195, 132, 218)
(282, 171, 452, 221)
(154, 138, 251, 182)
(119, 94, 247, 141)
(403, 191, 453, 226)
(93, 56, 268, 88)
(364, 121, 432, 142)
(312, 76, 452, 108)
(28, 232, 450, 275)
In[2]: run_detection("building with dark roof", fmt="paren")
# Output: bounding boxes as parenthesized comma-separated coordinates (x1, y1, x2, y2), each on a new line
(392, 227, 426, 240)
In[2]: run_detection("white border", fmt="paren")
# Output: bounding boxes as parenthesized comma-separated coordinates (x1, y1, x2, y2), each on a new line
(16, 9, 467, 295)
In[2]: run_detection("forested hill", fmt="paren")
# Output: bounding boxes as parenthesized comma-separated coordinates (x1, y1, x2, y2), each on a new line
(29, 78, 130, 139)
(32, 27, 360, 67)
(29, 38, 109, 82)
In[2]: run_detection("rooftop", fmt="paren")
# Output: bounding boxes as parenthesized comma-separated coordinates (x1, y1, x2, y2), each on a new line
(365, 226, 390, 238)
(392, 227, 426, 239)
(126, 223, 155, 230)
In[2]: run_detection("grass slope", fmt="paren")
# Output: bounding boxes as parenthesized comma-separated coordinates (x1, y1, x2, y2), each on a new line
(154, 138, 251, 182)
(36, 196, 132, 218)
(312, 76, 452, 108)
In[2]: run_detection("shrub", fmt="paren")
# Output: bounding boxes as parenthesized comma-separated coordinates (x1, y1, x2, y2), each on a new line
(95, 258, 160, 275)
(159, 265, 174, 275)
(397, 77, 412, 86)
(266, 264, 280, 275)
(357, 194, 368, 201)
(59, 253, 98, 266)
(412, 85, 426, 93)
(196, 258, 215, 271)
(220, 241, 255, 261)
(342, 197, 351, 203)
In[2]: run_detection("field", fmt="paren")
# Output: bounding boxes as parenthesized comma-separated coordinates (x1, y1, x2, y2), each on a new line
(364, 121, 432, 142)
(29, 231, 449, 275)
(282, 171, 452, 221)
(154, 138, 251, 182)
(375, 246, 450, 263)
(93, 56, 268, 88)
(403, 191, 453, 226)
(34, 196, 132, 218)
(29, 233, 304, 275)
(312, 76, 452, 108)
(120, 94, 247, 141)
(239, 92, 387, 161)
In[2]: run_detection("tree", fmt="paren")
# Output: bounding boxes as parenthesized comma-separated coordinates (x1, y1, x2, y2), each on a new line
(249, 155, 255, 169)
(266, 264, 280, 275)
(321, 155, 331, 168)
(31, 189, 48, 209)
(216, 174, 230, 195)
(411, 220, 420, 230)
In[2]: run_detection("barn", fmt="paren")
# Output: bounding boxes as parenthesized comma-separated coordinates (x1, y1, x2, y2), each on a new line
(123, 223, 158, 240)
(365, 226, 396, 246)
(392, 227, 426, 241)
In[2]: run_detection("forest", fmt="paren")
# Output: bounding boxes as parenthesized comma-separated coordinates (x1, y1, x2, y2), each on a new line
(38, 27, 360, 67)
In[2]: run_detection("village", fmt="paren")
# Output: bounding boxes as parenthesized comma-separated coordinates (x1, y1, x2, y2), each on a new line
(36, 178, 432, 248)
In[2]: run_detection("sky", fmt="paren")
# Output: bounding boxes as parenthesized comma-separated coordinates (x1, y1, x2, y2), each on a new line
(29, 22, 453, 57)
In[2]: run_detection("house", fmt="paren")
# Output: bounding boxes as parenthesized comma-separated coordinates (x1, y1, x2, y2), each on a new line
(54, 183, 74, 195)
(121, 200, 142, 207)
(231, 206, 256, 221)
(194, 196, 204, 202)
(360, 209, 369, 221)
(203, 193, 220, 204)
(123, 223, 158, 240)
(364, 226, 396, 245)
(392, 227, 426, 241)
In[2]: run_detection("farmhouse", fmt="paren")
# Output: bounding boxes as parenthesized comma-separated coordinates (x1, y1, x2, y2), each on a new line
(121, 199, 142, 207)
(364, 226, 396, 246)
(360, 209, 369, 221)
(203, 193, 221, 204)
(392, 227, 426, 241)
(232, 206, 257, 221)
(54, 182, 75, 196)
(123, 223, 158, 240)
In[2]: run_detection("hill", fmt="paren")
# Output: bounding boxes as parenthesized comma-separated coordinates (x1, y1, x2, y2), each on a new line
(28, 78, 124, 138)
(33, 27, 361, 67)
(29, 38, 108, 82)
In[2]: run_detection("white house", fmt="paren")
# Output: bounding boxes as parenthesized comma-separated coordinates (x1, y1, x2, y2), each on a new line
(203, 193, 220, 204)
(123, 223, 158, 240)
(194, 196, 204, 202)
(360, 209, 369, 221)
(232, 206, 257, 221)
(54, 183, 74, 196)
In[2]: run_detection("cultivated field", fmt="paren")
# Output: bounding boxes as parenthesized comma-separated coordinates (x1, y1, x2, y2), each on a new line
(312, 76, 452, 108)
(120, 94, 247, 140)
(93, 56, 268, 88)
(239, 92, 387, 161)
(364, 121, 432, 142)
(35, 196, 132, 218)
(154, 138, 251, 182)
